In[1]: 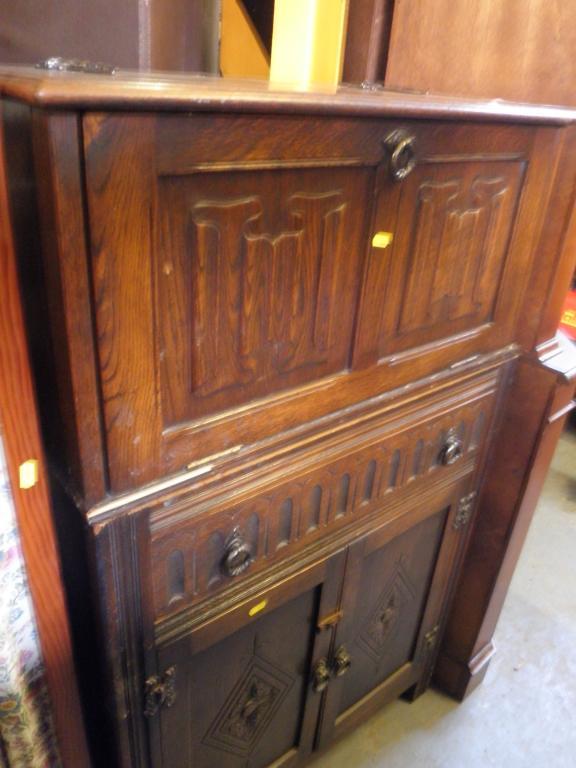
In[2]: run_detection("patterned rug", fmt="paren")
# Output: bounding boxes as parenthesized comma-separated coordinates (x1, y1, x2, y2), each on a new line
(0, 434, 60, 767)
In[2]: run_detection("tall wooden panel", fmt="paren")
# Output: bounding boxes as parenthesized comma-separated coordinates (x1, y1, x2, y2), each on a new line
(384, 0, 576, 106)
(0, 0, 220, 73)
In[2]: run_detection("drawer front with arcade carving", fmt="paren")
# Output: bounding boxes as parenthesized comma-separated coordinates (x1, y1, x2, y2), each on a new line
(150, 374, 499, 620)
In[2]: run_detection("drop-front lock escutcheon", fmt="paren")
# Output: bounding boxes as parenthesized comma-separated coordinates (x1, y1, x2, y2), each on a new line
(384, 129, 417, 181)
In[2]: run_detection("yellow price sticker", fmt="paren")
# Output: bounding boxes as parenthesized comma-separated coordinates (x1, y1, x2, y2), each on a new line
(248, 599, 268, 617)
(372, 231, 394, 249)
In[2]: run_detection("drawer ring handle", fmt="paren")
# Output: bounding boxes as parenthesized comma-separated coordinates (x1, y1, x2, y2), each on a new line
(384, 129, 417, 181)
(439, 431, 464, 466)
(222, 530, 253, 577)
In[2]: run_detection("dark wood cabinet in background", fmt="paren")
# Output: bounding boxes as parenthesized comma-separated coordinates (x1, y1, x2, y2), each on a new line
(0, 69, 575, 767)
(343, 0, 576, 107)
(0, 0, 221, 73)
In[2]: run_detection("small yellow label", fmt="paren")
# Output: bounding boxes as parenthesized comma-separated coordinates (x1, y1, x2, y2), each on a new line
(561, 309, 576, 328)
(248, 599, 268, 617)
(19, 459, 39, 490)
(372, 231, 394, 249)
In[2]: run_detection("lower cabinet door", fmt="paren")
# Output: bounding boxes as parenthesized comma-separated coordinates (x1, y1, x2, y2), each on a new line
(149, 480, 472, 766)
(316, 481, 469, 747)
(151, 551, 347, 768)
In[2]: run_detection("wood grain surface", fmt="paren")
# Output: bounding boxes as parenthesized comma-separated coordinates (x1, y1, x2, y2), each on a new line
(342, 0, 394, 84)
(385, 0, 576, 107)
(0, 66, 575, 123)
(0, 103, 90, 767)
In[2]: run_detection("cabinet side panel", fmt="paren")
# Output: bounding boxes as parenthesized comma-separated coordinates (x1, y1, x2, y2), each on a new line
(83, 114, 162, 493)
(436, 354, 576, 698)
(522, 126, 576, 351)
(31, 110, 107, 503)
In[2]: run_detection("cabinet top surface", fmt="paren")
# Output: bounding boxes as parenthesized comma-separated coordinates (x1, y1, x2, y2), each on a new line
(1, 66, 576, 124)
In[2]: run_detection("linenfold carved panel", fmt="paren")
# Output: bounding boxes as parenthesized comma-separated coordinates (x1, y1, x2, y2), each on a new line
(399, 175, 510, 334)
(157, 168, 369, 425)
(151, 394, 494, 619)
(190, 192, 344, 393)
(369, 160, 526, 359)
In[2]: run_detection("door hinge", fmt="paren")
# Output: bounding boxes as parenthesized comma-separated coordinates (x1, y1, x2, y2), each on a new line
(424, 624, 440, 649)
(35, 56, 118, 75)
(453, 492, 477, 531)
(144, 666, 176, 718)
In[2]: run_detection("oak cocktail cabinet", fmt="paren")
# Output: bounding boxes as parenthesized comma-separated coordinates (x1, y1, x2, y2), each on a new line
(1, 67, 575, 767)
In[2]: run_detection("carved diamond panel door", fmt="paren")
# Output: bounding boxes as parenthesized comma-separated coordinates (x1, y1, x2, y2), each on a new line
(315, 480, 471, 748)
(153, 551, 346, 768)
(337, 511, 446, 714)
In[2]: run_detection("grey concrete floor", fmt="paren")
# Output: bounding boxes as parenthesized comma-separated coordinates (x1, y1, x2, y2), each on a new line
(315, 429, 576, 768)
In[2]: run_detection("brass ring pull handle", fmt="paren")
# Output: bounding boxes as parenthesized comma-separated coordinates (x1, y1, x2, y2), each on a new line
(312, 658, 332, 692)
(439, 431, 464, 466)
(222, 530, 253, 577)
(332, 646, 352, 677)
(384, 130, 417, 181)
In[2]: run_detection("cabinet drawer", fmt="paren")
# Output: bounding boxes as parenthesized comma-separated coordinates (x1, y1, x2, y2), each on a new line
(150, 373, 499, 620)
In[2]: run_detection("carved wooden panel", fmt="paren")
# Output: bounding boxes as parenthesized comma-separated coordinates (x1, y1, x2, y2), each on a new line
(398, 171, 515, 333)
(356, 555, 417, 663)
(201, 653, 294, 757)
(83, 114, 553, 495)
(336, 509, 446, 716)
(156, 585, 320, 768)
(369, 160, 526, 359)
(151, 388, 494, 619)
(157, 168, 370, 425)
